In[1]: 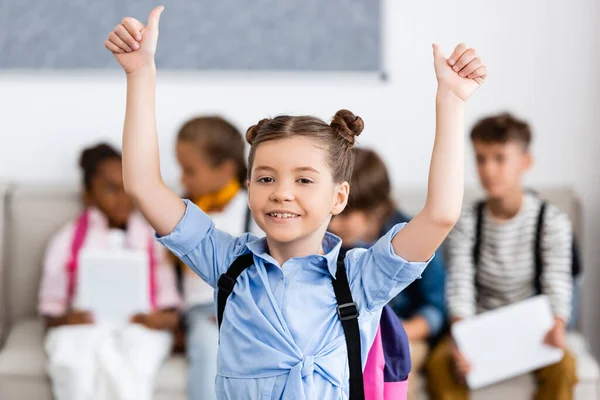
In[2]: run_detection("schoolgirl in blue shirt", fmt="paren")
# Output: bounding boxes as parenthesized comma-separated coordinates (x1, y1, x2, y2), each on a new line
(104, 6, 487, 399)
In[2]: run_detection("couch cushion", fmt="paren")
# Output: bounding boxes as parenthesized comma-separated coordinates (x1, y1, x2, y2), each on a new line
(4, 185, 82, 321)
(155, 354, 187, 393)
(568, 332, 600, 382)
(0, 182, 10, 346)
(0, 317, 53, 400)
(0, 318, 47, 379)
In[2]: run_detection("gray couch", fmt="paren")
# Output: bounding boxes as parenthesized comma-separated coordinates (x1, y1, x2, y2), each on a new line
(0, 183, 598, 400)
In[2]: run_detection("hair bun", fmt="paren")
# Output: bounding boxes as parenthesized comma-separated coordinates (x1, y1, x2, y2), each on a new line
(245, 118, 270, 145)
(330, 109, 364, 147)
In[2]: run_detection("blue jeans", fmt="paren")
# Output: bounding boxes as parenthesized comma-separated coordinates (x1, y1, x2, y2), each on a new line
(186, 304, 219, 400)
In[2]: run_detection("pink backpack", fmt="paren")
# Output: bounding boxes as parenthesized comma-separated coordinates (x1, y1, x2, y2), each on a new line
(363, 305, 410, 400)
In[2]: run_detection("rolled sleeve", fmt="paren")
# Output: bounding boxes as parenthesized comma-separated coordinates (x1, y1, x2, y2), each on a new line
(156, 199, 255, 288)
(376, 224, 433, 282)
(155, 199, 213, 258)
(347, 223, 432, 313)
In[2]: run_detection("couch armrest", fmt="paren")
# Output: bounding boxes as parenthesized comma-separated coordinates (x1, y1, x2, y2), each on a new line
(0, 183, 11, 348)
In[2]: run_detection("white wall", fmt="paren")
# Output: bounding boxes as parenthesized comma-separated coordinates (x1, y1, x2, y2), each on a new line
(1, 0, 599, 355)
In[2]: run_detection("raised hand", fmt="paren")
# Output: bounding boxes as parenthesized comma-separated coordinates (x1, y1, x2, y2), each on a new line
(433, 43, 487, 102)
(104, 6, 164, 74)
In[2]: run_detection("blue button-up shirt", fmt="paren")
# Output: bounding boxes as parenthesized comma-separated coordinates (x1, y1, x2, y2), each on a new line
(158, 200, 430, 399)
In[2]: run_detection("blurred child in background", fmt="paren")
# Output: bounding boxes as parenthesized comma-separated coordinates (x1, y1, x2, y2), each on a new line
(426, 113, 577, 400)
(175, 117, 262, 400)
(39, 143, 180, 400)
(329, 148, 447, 400)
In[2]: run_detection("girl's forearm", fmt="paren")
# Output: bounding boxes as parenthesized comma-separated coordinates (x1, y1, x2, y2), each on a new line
(423, 90, 465, 226)
(122, 65, 162, 196)
(121, 65, 186, 235)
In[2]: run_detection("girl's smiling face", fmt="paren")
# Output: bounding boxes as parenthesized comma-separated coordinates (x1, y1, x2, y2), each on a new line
(248, 136, 349, 253)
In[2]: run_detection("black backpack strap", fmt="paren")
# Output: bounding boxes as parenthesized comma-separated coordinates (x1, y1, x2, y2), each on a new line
(572, 238, 582, 277)
(244, 207, 252, 233)
(533, 199, 581, 286)
(217, 253, 255, 331)
(473, 201, 485, 288)
(333, 252, 365, 400)
(534, 201, 547, 294)
(174, 260, 184, 294)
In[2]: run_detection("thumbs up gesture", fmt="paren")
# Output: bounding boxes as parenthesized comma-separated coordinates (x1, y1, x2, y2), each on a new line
(104, 6, 164, 74)
(432, 43, 487, 102)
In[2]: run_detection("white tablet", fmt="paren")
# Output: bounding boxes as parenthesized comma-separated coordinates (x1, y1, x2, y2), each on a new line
(451, 295, 564, 389)
(73, 248, 151, 325)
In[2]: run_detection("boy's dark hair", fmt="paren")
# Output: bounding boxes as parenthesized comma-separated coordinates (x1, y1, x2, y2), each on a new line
(342, 148, 395, 219)
(470, 112, 532, 149)
(177, 116, 247, 185)
(79, 143, 122, 190)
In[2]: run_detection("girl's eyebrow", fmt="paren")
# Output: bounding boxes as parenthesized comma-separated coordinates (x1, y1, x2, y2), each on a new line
(254, 166, 320, 174)
(294, 167, 320, 174)
(253, 166, 276, 173)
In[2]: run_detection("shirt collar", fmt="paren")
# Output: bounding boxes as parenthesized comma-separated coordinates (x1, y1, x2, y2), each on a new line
(244, 232, 343, 278)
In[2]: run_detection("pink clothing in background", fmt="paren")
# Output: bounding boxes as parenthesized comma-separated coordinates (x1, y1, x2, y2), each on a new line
(38, 207, 180, 317)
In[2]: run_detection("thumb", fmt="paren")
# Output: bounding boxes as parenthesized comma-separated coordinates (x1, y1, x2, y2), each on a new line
(147, 6, 164, 31)
(432, 43, 446, 64)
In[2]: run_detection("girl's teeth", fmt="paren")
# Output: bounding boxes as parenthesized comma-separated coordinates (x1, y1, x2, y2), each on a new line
(271, 213, 297, 219)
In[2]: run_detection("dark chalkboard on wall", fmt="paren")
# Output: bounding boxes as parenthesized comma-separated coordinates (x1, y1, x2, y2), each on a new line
(0, 0, 381, 71)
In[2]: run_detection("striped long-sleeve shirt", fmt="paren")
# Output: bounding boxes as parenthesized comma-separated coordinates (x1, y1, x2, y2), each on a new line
(446, 193, 573, 322)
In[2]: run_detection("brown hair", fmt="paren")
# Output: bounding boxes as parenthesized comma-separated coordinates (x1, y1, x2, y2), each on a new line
(342, 148, 395, 219)
(79, 143, 121, 190)
(177, 116, 247, 184)
(470, 112, 532, 149)
(245, 109, 364, 183)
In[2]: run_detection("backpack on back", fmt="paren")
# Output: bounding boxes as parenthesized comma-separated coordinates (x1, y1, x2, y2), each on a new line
(473, 200, 582, 327)
(216, 251, 412, 400)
